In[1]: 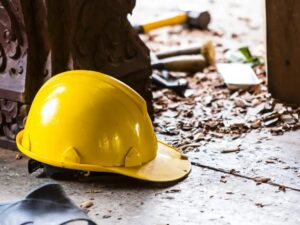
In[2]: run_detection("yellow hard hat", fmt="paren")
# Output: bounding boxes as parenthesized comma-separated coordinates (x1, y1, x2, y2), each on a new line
(16, 70, 191, 182)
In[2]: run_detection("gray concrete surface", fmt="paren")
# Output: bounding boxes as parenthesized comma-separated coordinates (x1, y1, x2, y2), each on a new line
(0, 130, 300, 225)
(187, 130, 300, 190)
(1, 1, 300, 225)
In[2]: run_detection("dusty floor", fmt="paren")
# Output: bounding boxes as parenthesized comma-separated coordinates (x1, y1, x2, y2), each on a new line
(0, 130, 300, 225)
(1, 0, 300, 225)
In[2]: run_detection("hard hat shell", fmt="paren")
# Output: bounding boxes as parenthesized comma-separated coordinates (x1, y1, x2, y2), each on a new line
(16, 70, 191, 182)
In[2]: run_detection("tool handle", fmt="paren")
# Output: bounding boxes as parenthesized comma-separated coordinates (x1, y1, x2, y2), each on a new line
(156, 41, 215, 66)
(156, 45, 201, 59)
(152, 55, 207, 73)
(135, 12, 187, 34)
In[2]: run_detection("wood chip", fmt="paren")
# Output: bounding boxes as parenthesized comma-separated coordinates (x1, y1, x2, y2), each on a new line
(281, 114, 297, 125)
(264, 118, 279, 127)
(262, 111, 279, 121)
(15, 153, 23, 160)
(80, 200, 94, 209)
(253, 176, 271, 184)
(210, 132, 224, 138)
(194, 132, 206, 141)
(270, 127, 284, 135)
(162, 126, 179, 135)
(204, 96, 213, 106)
(235, 98, 249, 108)
(229, 121, 247, 129)
(251, 120, 261, 129)
(221, 146, 241, 153)
(180, 143, 201, 150)
(274, 103, 286, 114)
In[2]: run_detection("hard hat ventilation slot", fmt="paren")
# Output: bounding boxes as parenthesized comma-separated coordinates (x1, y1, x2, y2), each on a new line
(61, 147, 81, 164)
(22, 131, 31, 151)
(124, 147, 142, 167)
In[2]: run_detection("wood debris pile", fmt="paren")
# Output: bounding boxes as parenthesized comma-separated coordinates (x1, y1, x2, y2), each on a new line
(143, 27, 300, 152)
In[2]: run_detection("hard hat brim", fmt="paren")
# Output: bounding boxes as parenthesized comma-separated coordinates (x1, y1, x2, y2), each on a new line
(17, 131, 191, 182)
(107, 141, 191, 182)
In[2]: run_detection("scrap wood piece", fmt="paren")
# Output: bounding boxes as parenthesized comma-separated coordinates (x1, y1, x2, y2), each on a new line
(179, 143, 201, 150)
(270, 127, 284, 135)
(221, 145, 241, 153)
(234, 97, 249, 108)
(80, 200, 94, 209)
(264, 118, 279, 127)
(281, 114, 297, 125)
(261, 111, 280, 121)
(253, 176, 271, 184)
(15, 152, 23, 160)
(251, 119, 262, 129)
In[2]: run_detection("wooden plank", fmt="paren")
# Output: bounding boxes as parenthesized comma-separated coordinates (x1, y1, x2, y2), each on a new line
(266, 0, 300, 104)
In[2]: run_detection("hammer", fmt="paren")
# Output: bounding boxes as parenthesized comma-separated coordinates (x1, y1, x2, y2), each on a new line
(134, 11, 211, 34)
(152, 41, 215, 73)
(156, 41, 215, 62)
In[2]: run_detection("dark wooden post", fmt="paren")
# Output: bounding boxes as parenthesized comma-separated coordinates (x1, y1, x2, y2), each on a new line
(266, 0, 300, 105)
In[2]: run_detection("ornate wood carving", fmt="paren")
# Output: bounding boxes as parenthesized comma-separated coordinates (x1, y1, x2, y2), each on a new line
(0, 0, 28, 102)
(0, 0, 152, 149)
(0, 99, 28, 149)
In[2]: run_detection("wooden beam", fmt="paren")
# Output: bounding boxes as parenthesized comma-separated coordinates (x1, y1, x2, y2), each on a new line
(266, 0, 300, 105)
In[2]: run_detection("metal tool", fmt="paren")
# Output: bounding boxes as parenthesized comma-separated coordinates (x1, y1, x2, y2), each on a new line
(150, 41, 215, 94)
(152, 71, 188, 96)
(134, 11, 211, 33)
(151, 52, 188, 96)
(156, 41, 215, 66)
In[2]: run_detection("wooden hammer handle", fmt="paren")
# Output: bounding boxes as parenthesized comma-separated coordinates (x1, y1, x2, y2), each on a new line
(134, 12, 187, 33)
(152, 55, 207, 73)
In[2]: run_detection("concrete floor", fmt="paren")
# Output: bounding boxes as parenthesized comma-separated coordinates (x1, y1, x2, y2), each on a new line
(1, 0, 300, 224)
(0, 130, 299, 224)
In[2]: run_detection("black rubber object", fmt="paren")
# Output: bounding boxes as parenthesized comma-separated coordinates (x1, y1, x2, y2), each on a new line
(0, 183, 97, 225)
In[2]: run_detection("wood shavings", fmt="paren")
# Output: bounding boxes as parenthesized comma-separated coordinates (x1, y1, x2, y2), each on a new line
(149, 23, 300, 153)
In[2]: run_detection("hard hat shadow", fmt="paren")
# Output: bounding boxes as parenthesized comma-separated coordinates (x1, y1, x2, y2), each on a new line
(79, 173, 189, 189)
(33, 170, 188, 189)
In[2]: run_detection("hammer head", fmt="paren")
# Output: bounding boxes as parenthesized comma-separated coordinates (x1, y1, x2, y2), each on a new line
(186, 11, 211, 30)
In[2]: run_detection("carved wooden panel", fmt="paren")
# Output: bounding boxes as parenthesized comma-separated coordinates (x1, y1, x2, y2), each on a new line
(0, 0, 28, 102)
(0, 100, 28, 149)
(0, 0, 152, 149)
(70, 0, 150, 77)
